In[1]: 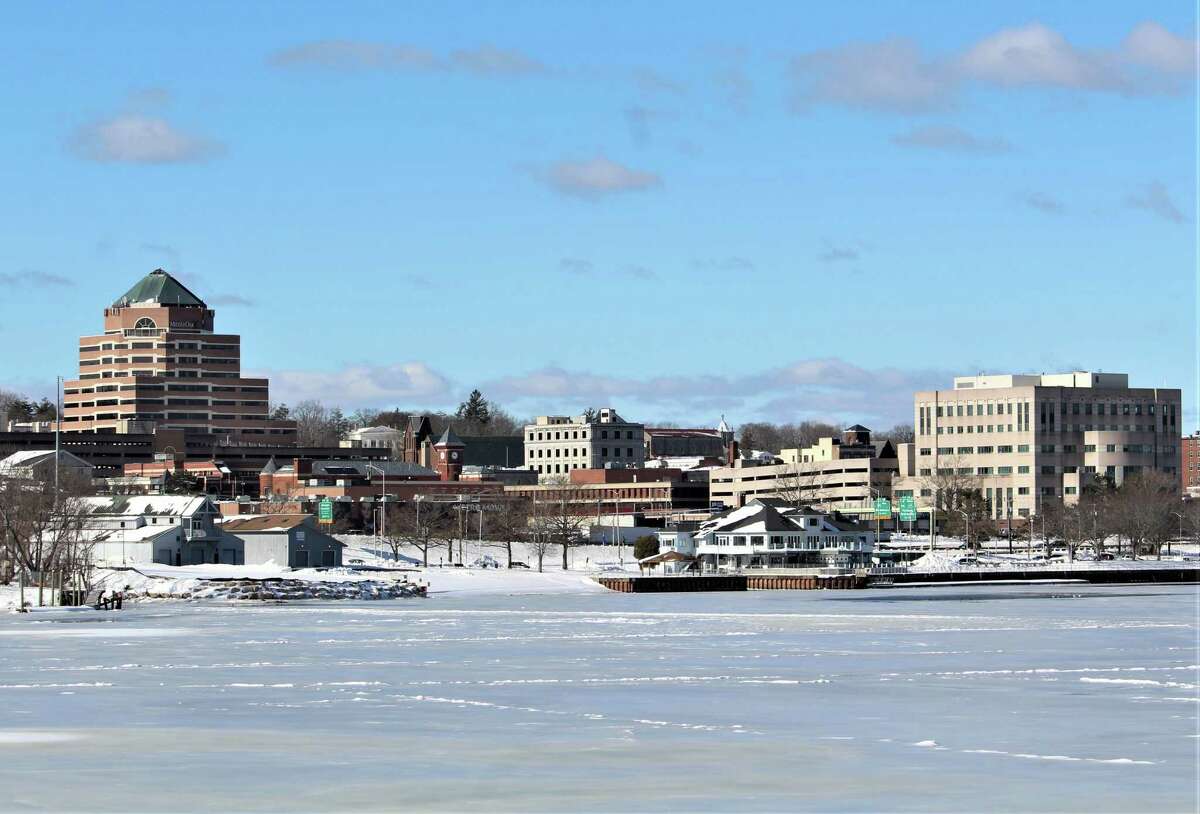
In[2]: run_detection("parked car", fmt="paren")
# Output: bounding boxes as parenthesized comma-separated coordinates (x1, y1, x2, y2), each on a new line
(509, 561, 530, 569)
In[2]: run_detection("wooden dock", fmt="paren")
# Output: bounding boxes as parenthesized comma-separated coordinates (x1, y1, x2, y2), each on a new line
(596, 574, 867, 593)
(596, 566, 1197, 593)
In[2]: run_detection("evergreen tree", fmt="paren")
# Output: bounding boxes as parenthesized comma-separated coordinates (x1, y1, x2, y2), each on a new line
(456, 390, 491, 425)
(32, 398, 56, 420)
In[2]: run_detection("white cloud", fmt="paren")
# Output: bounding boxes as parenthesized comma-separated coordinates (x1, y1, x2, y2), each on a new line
(252, 362, 454, 408)
(790, 38, 957, 113)
(535, 156, 662, 198)
(890, 124, 1012, 154)
(789, 21, 1196, 113)
(71, 115, 223, 164)
(960, 23, 1124, 90)
(1124, 181, 1186, 224)
(1123, 21, 1198, 75)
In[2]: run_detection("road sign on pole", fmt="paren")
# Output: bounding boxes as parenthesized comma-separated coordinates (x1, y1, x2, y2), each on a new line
(318, 497, 334, 524)
(899, 495, 917, 522)
(873, 497, 892, 519)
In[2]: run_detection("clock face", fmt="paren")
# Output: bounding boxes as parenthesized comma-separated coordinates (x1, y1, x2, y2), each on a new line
(450, 451, 459, 460)
(439, 452, 445, 460)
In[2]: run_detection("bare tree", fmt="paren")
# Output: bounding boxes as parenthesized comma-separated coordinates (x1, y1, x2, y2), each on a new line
(485, 497, 531, 569)
(920, 456, 989, 552)
(424, 503, 461, 566)
(1108, 472, 1177, 559)
(0, 471, 92, 607)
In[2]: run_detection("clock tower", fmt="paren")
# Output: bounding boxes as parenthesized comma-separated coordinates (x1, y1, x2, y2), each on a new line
(433, 425, 465, 482)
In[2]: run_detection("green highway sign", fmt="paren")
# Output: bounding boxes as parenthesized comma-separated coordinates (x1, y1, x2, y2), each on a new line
(873, 498, 892, 519)
(317, 497, 334, 523)
(898, 495, 918, 522)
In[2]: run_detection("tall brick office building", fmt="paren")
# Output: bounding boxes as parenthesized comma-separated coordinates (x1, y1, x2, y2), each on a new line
(62, 270, 296, 444)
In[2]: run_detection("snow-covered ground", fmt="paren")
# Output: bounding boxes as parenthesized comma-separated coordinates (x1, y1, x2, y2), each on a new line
(0, 585, 1193, 812)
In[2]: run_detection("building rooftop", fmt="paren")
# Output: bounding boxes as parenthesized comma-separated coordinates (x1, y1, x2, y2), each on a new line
(950, 371, 1130, 391)
(112, 269, 207, 309)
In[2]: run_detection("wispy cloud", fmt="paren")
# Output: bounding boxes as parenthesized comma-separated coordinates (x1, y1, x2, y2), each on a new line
(631, 67, 686, 96)
(71, 115, 223, 164)
(250, 361, 454, 408)
(817, 241, 860, 264)
(560, 258, 594, 276)
(482, 357, 950, 426)
(1124, 180, 1185, 224)
(0, 271, 73, 288)
(560, 258, 657, 280)
(532, 155, 662, 199)
(1019, 191, 1065, 214)
(791, 38, 957, 114)
(208, 293, 256, 307)
(789, 21, 1196, 114)
(624, 105, 674, 146)
(890, 124, 1012, 154)
(269, 40, 547, 76)
(692, 256, 755, 272)
(450, 45, 547, 76)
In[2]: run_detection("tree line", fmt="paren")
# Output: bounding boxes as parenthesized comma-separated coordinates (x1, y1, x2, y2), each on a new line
(268, 389, 526, 447)
(369, 491, 594, 572)
(0, 389, 57, 425)
(922, 465, 1195, 559)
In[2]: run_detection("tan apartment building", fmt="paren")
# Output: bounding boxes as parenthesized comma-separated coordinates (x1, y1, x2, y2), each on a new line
(709, 426, 898, 517)
(524, 407, 644, 479)
(62, 270, 296, 444)
(895, 371, 1182, 519)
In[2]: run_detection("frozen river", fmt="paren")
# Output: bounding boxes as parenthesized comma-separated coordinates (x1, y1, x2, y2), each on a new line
(0, 585, 1195, 812)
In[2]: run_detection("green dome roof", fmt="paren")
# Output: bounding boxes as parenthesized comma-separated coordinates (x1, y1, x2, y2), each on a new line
(113, 269, 206, 308)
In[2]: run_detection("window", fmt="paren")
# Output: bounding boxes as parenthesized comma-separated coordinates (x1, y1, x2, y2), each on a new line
(937, 447, 953, 455)
(1017, 444, 1030, 453)
(1018, 465, 1030, 474)
(957, 447, 973, 455)
(1040, 444, 1055, 453)
(998, 445, 1013, 453)
(977, 446, 993, 454)
(1041, 465, 1055, 474)
(1017, 487, 1029, 495)
(997, 466, 1012, 474)
(134, 317, 156, 330)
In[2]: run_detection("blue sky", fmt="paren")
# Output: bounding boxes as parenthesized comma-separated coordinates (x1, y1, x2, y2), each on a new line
(1, 1, 1196, 430)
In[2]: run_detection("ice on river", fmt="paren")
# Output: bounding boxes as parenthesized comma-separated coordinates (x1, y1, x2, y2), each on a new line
(0, 585, 1195, 812)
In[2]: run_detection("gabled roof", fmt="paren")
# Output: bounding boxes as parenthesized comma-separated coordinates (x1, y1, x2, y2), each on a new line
(0, 449, 93, 473)
(261, 456, 279, 475)
(844, 424, 871, 433)
(80, 495, 212, 517)
(220, 514, 312, 532)
(113, 269, 207, 308)
(435, 426, 464, 447)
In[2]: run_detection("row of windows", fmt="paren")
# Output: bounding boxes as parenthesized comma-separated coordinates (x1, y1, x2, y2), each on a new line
(527, 447, 637, 459)
(527, 428, 640, 442)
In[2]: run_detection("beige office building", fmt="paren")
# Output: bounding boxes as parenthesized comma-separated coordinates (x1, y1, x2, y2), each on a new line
(709, 426, 898, 516)
(524, 408, 644, 479)
(895, 371, 1181, 519)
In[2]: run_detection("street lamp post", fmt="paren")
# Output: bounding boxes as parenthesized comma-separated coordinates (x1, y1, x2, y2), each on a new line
(365, 464, 387, 556)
